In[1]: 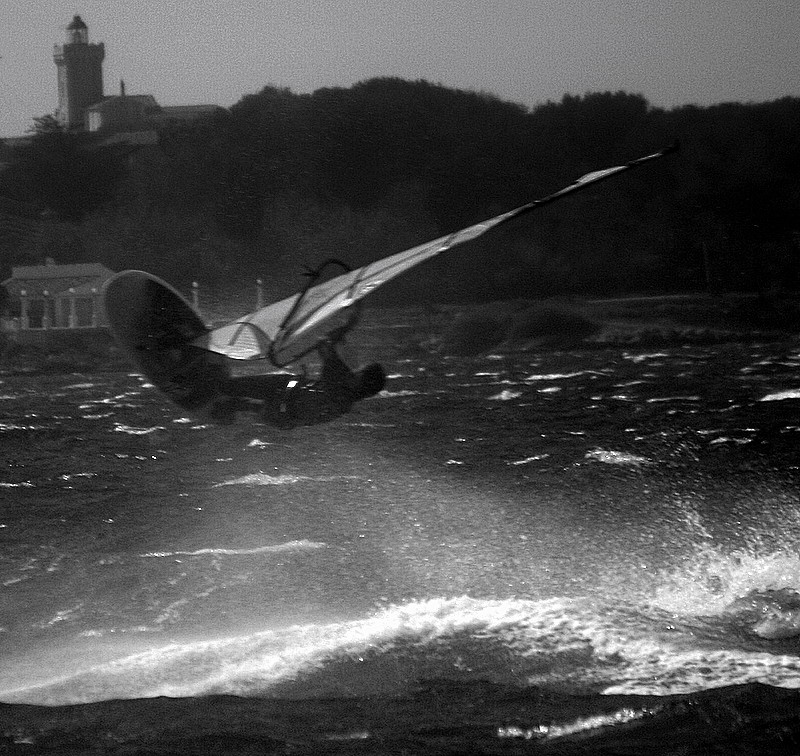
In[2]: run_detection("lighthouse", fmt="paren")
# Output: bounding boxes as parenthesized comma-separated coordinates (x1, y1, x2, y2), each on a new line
(53, 15, 105, 130)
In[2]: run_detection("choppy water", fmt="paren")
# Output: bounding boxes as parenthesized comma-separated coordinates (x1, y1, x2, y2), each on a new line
(2, 337, 800, 748)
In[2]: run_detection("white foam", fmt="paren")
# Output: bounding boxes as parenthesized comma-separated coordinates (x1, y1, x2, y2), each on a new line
(346, 422, 398, 428)
(753, 610, 800, 639)
(79, 391, 141, 409)
(213, 473, 306, 486)
(585, 449, 652, 466)
(140, 540, 328, 558)
(113, 424, 166, 436)
(488, 389, 522, 401)
(498, 706, 654, 741)
(80, 626, 159, 638)
(5, 595, 800, 705)
(36, 604, 85, 629)
(709, 436, 751, 446)
(760, 389, 800, 402)
(652, 543, 800, 617)
(214, 472, 356, 486)
(2, 577, 28, 588)
(524, 371, 602, 381)
(623, 352, 669, 363)
(0, 598, 581, 703)
(646, 396, 700, 403)
(602, 647, 800, 695)
(508, 454, 550, 466)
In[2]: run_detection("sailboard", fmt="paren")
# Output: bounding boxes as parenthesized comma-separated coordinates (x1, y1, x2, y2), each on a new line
(102, 270, 227, 412)
(193, 142, 677, 366)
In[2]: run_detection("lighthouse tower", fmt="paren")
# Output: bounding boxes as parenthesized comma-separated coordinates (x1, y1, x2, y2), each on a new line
(53, 15, 105, 130)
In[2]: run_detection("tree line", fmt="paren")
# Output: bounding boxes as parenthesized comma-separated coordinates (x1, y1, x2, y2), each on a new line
(1, 79, 799, 304)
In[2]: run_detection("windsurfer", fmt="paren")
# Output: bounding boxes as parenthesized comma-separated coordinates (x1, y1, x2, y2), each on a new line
(105, 146, 678, 429)
(208, 340, 385, 428)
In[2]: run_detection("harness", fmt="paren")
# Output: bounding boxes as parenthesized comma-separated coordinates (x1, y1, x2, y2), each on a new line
(278, 378, 300, 417)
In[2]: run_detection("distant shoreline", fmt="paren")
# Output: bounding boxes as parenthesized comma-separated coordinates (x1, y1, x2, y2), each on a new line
(1, 292, 798, 376)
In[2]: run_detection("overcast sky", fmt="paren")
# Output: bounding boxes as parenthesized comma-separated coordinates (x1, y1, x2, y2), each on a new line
(2, 0, 799, 137)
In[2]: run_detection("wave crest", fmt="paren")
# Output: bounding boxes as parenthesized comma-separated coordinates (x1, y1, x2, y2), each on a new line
(140, 540, 328, 558)
(5, 594, 800, 706)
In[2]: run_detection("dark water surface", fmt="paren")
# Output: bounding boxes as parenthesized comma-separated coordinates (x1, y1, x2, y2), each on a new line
(2, 334, 800, 752)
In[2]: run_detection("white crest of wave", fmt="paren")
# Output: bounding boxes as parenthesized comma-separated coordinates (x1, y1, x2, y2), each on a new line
(488, 389, 523, 401)
(246, 438, 274, 447)
(79, 391, 141, 409)
(646, 395, 700, 403)
(0, 597, 598, 705)
(507, 454, 550, 466)
(601, 646, 800, 696)
(623, 352, 669, 363)
(760, 389, 800, 402)
(139, 540, 327, 558)
(524, 371, 601, 381)
(214, 473, 307, 486)
(6, 594, 800, 705)
(585, 449, 651, 466)
(499, 706, 652, 741)
(113, 424, 166, 436)
(215, 472, 356, 486)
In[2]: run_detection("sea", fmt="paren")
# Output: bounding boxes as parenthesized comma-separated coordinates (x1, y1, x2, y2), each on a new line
(2, 321, 800, 753)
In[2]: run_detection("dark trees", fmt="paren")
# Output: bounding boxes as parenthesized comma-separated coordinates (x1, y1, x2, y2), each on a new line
(2, 80, 798, 300)
(0, 127, 127, 224)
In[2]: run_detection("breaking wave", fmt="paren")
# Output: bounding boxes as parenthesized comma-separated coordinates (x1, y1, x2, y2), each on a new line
(4, 592, 800, 706)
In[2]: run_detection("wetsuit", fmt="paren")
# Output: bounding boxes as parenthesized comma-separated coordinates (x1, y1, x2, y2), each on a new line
(209, 343, 385, 428)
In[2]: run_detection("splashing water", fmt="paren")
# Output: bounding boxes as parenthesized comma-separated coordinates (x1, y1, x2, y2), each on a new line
(652, 544, 800, 617)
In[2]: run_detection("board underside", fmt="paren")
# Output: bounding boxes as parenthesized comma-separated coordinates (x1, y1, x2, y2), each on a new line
(102, 271, 226, 412)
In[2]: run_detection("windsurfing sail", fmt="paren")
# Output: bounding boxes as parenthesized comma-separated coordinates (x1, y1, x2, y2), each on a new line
(194, 142, 678, 365)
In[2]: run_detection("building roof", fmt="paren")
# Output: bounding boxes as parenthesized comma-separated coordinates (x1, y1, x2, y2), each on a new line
(3, 262, 115, 285)
(88, 94, 161, 113)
